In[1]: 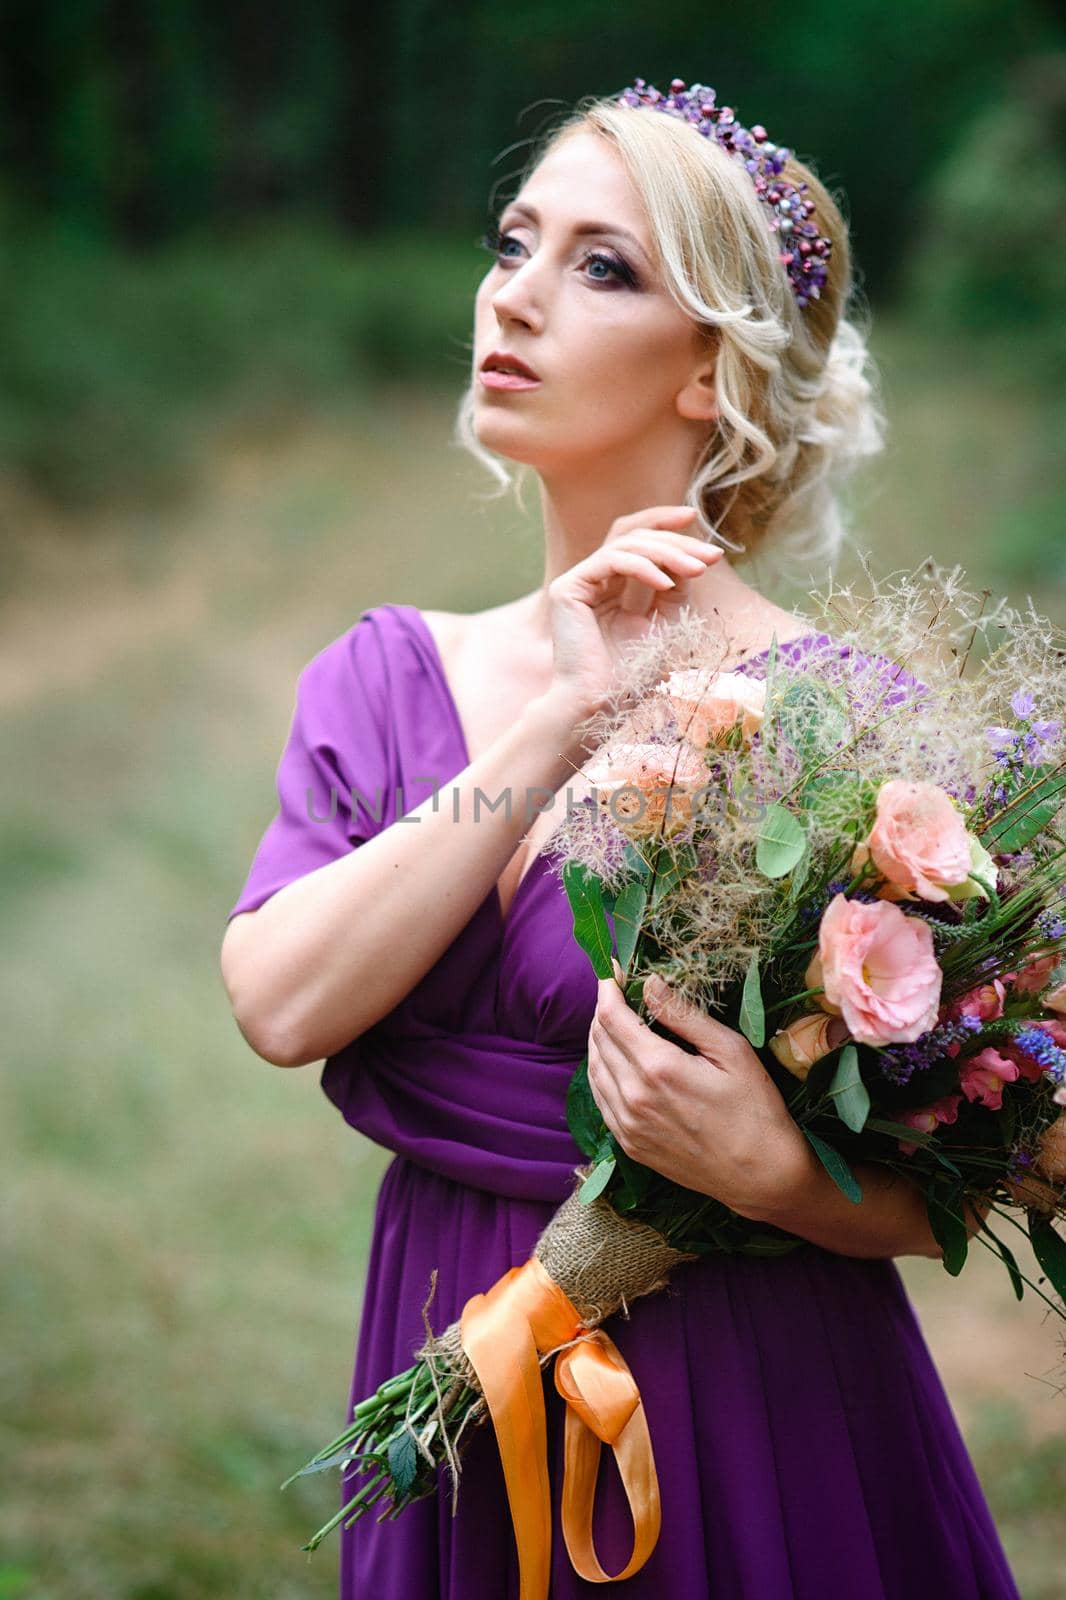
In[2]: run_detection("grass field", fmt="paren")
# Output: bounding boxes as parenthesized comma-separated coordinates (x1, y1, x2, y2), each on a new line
(3, 315, 1065, 1598)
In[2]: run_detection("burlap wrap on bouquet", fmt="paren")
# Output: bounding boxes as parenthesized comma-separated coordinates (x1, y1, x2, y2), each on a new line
(415, 1166, 698, 1441)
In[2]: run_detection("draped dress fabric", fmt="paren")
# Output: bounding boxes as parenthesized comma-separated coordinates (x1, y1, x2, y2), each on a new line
(227, 601, 1022, 1600)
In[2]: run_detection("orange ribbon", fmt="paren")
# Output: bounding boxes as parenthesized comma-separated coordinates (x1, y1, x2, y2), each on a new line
(459, 1257, 661, 1599)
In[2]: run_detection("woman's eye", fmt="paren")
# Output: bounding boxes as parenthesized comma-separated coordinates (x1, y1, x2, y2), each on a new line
(476, 225, 637, 288)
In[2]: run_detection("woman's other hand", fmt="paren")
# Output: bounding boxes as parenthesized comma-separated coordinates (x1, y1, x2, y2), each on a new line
(544, 505, 722, 722)
(586, 970, 808, 1220)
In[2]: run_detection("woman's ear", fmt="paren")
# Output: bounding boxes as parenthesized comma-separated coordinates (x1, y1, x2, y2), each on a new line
(675, 351, 719, 425)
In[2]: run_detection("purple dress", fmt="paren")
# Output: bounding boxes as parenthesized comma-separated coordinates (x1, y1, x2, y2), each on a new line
(227, 601, 1021, 1600)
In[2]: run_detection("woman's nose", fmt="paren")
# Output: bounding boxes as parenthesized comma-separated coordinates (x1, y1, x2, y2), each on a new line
(490, 262, 545, 330)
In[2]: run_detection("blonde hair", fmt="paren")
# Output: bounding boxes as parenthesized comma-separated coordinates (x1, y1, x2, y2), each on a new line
(453, 91, 886, 577)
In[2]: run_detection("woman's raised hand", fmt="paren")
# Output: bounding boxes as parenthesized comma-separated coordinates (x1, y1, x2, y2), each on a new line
(542, 505, 722, 723)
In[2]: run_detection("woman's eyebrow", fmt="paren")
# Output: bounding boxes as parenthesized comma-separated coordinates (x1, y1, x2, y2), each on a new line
(500, 200, 650, 265)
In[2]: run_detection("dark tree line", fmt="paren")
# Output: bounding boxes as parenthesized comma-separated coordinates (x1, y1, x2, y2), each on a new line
(0, 0, 1062, 298)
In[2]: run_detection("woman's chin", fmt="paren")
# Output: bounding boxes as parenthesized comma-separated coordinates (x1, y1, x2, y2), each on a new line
(472, 418, 555, 472)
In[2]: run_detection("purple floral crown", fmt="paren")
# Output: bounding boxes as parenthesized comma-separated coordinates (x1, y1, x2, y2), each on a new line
(614, 77, 832, 310)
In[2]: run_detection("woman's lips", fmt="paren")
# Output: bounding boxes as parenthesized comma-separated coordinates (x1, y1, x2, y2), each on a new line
(479, 369, 542, 391)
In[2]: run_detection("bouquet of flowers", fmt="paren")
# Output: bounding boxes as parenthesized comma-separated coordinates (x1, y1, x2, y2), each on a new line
(285, 561, 1066, 1595)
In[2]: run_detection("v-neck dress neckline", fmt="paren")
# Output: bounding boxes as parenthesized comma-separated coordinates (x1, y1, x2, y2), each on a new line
(401, 604, 548, 935)
(398, 603, 830, 937)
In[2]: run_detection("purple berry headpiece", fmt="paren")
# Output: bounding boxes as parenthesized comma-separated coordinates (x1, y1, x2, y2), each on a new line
(614, 77, 833, 310)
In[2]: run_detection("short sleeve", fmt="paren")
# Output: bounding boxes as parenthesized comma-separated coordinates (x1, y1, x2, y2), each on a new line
(225, 612, 393, 922)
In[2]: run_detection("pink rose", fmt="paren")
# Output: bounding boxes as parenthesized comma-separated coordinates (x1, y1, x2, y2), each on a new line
(767, 1012, 851, 1080)
(656, 667, 766, 747)
(583, 740, 707, 838)
(853, 779, 972, 903)
(897, 1093, 963, 1157)
(805, 893, 943, 1046)
(959, 1047, 1020, 1110)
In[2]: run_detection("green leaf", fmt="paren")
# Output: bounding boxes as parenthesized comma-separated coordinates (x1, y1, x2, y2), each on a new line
(739, 953, 765, 1047)
(774, 679, 849, 766)
(562, 861, 615, 979)
(622, 841, 652, 881)
(829, 1044, 870, 1133)
(613, 881, 648, 974)
(1029, 1215, 1066, 1300)
(650, 840, 699, 906)
(755, 803, 807, 879)
(761, 633, 780, 710)
(926, 1181, 969, 1277)
(861, 1115, 929, 1143)
(803, 1129, 863, 1203)
(863, 1117, 962, 1176)
(578, 1156, 616, 1204)
(566, 1056, 606, 1158)
(786, 843, 813, 904)
(979, 1217, 1025, 1302)
(387, 1429, 418, 1496)
(978, 763, 1066, 853)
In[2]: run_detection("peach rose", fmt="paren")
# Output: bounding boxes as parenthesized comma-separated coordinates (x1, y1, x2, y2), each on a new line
(959, 1047, 1020, 1110)
(896, 1093, 962, 1157)
(583, 740, 708, 839)
(656, 667, 766, 748)
(767, 1012, 851, 1080)
(804, 893, 943, 1046)
(851, 779, 973, 903)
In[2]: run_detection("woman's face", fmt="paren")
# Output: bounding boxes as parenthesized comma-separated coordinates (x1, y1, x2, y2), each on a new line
(472, 130, 717, 474)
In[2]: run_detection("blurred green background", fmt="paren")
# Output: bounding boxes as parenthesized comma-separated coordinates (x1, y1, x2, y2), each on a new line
(3, 5, 1066, 1597)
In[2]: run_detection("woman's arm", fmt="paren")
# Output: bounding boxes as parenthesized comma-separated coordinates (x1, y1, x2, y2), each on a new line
(745, 1145, 994, 1261)
(221, 689, 588, 1067)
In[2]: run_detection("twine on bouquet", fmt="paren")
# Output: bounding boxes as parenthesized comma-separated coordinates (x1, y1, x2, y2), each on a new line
(415, 1169, 698, 1600)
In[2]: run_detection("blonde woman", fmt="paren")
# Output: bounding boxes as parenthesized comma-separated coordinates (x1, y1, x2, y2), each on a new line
(221, 79, 1021, 1598)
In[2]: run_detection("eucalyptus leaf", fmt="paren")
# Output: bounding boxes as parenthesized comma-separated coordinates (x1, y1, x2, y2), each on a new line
(803, 1129, 862, 1203)
(829, 1045, 870, 1133)
(755, 803, 807, 879)
(562, 861, 615, 979)
(578, 1156, 616, 1204)
(739, 953, 765, 1047)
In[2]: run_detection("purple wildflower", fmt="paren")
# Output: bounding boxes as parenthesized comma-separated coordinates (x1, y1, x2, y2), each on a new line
(1012, 1026, 1066, 1090)
(877, 1014, 982, 1086)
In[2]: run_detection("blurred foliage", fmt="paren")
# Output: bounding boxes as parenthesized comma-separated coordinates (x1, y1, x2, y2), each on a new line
(0, 216, 483, 507)
(1, 0, 1062, 290)
(0, 6, 1063, 514)
(901, 52, 1066, 381)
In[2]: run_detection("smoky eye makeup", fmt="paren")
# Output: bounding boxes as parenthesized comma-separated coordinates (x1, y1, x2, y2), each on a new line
(480, 217, 642, 289)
